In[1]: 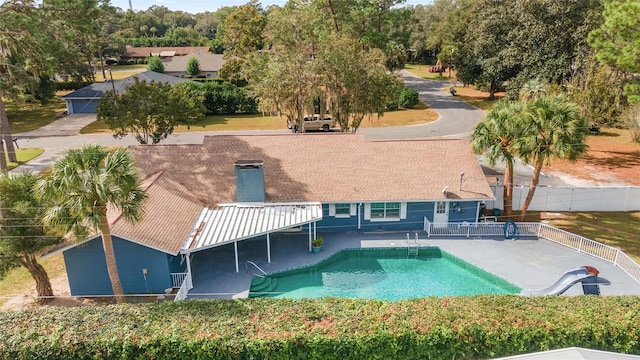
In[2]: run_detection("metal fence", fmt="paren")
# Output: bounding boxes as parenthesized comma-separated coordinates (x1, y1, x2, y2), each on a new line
(423, 218, 640, 285)
(486, 185, 640, 212)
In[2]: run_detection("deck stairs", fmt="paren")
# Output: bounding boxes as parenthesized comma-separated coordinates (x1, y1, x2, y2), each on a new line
(407, 232, 420, 256)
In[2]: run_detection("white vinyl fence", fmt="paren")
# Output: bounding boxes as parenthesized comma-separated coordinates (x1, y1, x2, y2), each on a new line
(486, 185, 640, 212)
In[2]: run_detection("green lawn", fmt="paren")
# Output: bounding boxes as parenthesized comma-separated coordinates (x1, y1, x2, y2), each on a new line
(0, 254, 66, 308)
(5, 148, 44, 171)
(548, 212, 640, 263)
(94, 64, 147, 82)
(4, 98, 67, 134)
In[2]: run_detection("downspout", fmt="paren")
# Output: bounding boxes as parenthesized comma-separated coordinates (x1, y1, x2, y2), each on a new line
(475, 202, 480, 224)
(358, 203, 362, 230)
(234, 241, 239, 273)
(267, 233, 271, 263)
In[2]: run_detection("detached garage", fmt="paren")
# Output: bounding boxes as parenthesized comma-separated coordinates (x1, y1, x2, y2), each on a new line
(62, 71, 189, 114)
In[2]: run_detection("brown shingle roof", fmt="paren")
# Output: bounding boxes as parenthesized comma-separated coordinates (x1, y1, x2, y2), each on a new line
(162, 52, 225, 72)
(129, 134, 494, 206)
(110, 171, 204, 255)
(123, 46, 211, 58)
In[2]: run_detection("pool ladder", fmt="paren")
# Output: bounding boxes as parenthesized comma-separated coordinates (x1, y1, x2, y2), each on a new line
(246, 261, 267, 278)
(407, 233, 420, 256)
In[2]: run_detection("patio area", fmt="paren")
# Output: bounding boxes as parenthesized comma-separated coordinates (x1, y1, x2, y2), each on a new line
(186, 230, 640, 299)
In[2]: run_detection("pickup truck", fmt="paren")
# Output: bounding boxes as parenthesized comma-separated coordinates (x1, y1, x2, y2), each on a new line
(288, 115, 335, 132)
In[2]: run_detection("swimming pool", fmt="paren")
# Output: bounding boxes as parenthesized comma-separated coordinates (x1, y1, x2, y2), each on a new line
(249, 248, 521, 300)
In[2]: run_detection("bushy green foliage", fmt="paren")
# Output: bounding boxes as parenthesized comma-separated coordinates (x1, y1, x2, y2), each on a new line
(1, 296, 639, 359)
(147, 56, 164, 73)
(186, 56, 200, 77)
(201, 81, 258, 115)
(399, 88, 419, 109)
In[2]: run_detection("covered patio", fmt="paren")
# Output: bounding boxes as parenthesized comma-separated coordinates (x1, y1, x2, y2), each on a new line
(180, 202, 323, 276)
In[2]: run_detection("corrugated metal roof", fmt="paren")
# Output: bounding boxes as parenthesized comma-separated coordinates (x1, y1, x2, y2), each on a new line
(182, 202, 323, 253)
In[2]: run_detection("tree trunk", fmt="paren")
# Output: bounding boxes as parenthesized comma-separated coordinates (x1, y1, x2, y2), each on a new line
(326, 0, 340, 33)
(518, 158, 544, 222)
(19, 253, 54, 305)
(0, 97, 17, 163)
(488, 82, 497, 100)
(503, 160, 514, 217)
(99, 215, 126, 304)
(0, 136, 7, 173)
(98, 47, 106, 80)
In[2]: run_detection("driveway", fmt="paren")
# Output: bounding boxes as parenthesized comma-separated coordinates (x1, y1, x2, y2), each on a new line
(15, 114, 98, 138)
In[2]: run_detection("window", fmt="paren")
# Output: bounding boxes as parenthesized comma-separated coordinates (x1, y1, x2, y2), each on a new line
(335, 203, 351, 216)
(329, 203, 355, 217)
(367, 202, 404, 221)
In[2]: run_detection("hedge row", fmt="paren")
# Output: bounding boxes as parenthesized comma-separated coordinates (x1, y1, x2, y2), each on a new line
(1, 296, 639, 359)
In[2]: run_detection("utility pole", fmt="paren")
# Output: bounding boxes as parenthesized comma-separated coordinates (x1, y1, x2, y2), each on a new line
(128, 0, 133, 11)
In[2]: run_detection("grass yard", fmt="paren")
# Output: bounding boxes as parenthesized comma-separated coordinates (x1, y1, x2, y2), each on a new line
(4, 98, 67, 134)
(5, 148, 45, 171)
(545, 128, 640, 186)
(404, 63, 456, 81)
(93, 64, 147, 81)
(548, 212, 640, 263)
(80, 102, 439, 134)
(0, 254, 66, 308)
(453, 86, 504, 111)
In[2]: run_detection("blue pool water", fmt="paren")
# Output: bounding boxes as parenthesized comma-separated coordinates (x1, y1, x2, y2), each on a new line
(249, 248, 521, 300)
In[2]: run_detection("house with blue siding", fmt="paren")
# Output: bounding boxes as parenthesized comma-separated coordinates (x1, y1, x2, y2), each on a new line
(54, 134, 495, 297)
(61, 71, 189, 114)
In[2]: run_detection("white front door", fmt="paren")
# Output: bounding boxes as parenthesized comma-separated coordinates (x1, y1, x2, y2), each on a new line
(433, 201, 449, 225)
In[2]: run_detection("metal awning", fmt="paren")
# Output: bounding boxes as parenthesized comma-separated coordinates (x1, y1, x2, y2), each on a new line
(181, 202, 323, 254)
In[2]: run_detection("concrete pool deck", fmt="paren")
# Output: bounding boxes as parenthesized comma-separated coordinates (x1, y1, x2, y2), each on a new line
(186, 231, 640, 299)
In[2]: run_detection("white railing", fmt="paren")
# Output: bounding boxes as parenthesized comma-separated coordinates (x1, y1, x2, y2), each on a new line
(537, 224, 619, 263)
(422, 221, 640, 284)
(425, 221, 539, 238)
(174, 273, 192, 302)
(537, 223, 640, 284)
(171, 273, 188, 288)
(423, 217, 431, 237)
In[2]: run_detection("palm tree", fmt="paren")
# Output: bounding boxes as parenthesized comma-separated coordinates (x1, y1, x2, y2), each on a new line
(516, 95, 588, 221)
(519, 78, 547, 103)
(471, 100, 524, 217)
(36, 145, 147, 304)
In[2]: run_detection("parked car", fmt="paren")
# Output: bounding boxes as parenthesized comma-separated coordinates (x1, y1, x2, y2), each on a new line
(287, 115, 335, 132)
(105, 58, 118, 65)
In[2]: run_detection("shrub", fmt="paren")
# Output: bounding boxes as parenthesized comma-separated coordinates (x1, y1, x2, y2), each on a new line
(386, 99, 399, 111)
(201, 81, 258, 115)
(399, 88, 419, 109)
(2, 296, 640, 359)
(147, 56, 164, 73)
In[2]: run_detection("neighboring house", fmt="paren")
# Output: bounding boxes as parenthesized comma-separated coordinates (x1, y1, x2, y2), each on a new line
(122, 46, 211, 60)
(162, 52, 226, 78)
(61, 71, 189, 114)
(53, 134, 495, 296)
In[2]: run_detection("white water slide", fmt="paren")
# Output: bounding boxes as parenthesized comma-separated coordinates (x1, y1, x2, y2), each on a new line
(520, 266, 600, 296)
